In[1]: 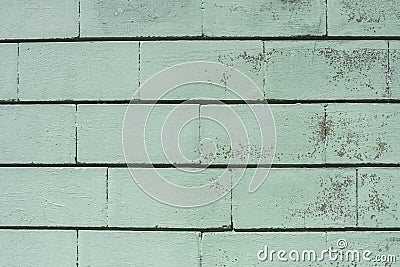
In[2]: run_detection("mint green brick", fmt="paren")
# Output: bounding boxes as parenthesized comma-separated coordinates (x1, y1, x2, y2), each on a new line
(389, 41, 400, 99)
(203, 0, 326, 37)
(0, 105, 75, 163)
(201, 232, 326, 266)
(0, 0, 78, 39)
(0, 168, 107, 226)
(108, 168, 231, 228)
(139, 41, 264, 100)
(19, 42, 139, 101)
(328, 0, 400, 36)
(326, 104, 400, 163)
(232, 168, 356, 229)
(200, 104, 325, 164)
(0, 230, 76, 267)
(265, 41, 389, 100)
(79, 231, 200, 266)
(0, 44, 17, 100)
(80, 0, 202, 37)
(327, 232, 400, 266)
(358, 168, 400, 227)
(78, 104, 200, 164)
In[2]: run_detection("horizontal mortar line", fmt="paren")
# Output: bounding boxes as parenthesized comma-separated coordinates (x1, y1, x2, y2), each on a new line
(0, 163, 400, 168)
(2, 99, 400, 105)
(1, 36, 400, 43)
(0, 226, 399, 232)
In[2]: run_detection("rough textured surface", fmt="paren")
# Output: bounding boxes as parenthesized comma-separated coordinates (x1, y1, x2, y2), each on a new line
(265, 41, 390, 100)
(0, 0, 78, 39)
(0, 105, 75, 163)
(80, 0, 202, 37)
(203, 0, 326, 37)
(233, 168, 357, 229)
(0, 230, 76, 266)
(358, 168, 400, 228)
(78, 104, 200, 164)
(390, 41, 400, 99)
(326, 104, 400, 163)
(0, 168, 107, 226)
(108, 168, 230, 228)
(328, 0, 400, 36)
(19, 42, 139, 101)
(202, 232, 327, 266)
(78, 231, 200, 266)
(0, 44, 18, 100)
(140, 41, 264, 100)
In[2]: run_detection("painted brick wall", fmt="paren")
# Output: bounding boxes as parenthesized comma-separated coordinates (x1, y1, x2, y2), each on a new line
(1, 1, 400, 266)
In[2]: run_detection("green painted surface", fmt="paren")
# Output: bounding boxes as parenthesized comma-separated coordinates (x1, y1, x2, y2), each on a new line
(203, 0, 326, 37)
(265, 41, 390, 100)
(390, 41, 400, 99)
(78, 104, 200, 164)
(0, 44, 17, 100)
(139, 41, 264, 100)
(80, 0, 202, 37)
(202, 232, 326, 266)
(358, 168, 400, 228)
(19, 42, 139, 101)
(0, 105, 75, 163)
(108, 168, 230, 228)
(0, 168, 107, 226)
(0, 0, 78, 39)
(233, 168, 356, 229)
(328, 0, 400, 36)
(78, 231, 200, 266)
(326, 104, 400, 163)
(0, 230, 76, 266)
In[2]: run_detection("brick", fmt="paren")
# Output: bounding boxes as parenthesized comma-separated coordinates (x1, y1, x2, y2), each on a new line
(326, 104, 400, 163)
(79, 231, 199, 266)
(108, 168, 231, 228)
(265, 41, 389, 100)
(78, 104, 200, 164)
(0, 0, 78, 39)
(0, 168, 107, 226)
(232, 168, 356, 229)
(326, 232, 400, 266)
(0, 230, 76, 266)
(200, 104, 325, 164)
(203, 0, 326, 37)
(0, 44, 17, 100)
(0, 105, 75, 163)
(201, 232, 326, 266)
(19, 42, 139, 101)
(80, 0, 202, 37)
(328, 0, 400, 36)
(139, 41, 264, 100)
(389, 41, 400, 99)
(358, 168, 400, 228)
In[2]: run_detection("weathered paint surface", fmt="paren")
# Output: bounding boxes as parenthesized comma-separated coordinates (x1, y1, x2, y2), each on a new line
(203, 0, 326, 37)
(0, 44, 18, 100)
(265, 41, 390, 100)
(358, 168, 400, 228)
(328, 0, 400, 36)
(19, 42, 139, 101)
(233, 168, 357, 229)
(0, 230, 76, 267)
(108, 168, 231, 228)
(0, 0, 79, 39)
(0, 168, 107, 226)
(390, 41, 400, 99)
(139, 41, 264, 100)
(326, 104, 400, 163)
(80, 0, 202, 37)
(202, 232, 327, 266)
(78, 231, 200, 266)
(0, 105, 75, 163)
